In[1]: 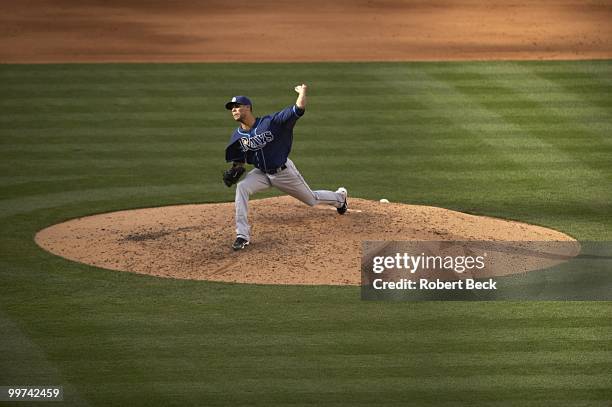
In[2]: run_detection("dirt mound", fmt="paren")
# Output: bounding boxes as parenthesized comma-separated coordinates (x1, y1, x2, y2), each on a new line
(35, 196, 576, 285)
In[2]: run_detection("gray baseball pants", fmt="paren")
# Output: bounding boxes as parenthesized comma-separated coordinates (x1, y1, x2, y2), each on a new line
(235, 158, 344, 241)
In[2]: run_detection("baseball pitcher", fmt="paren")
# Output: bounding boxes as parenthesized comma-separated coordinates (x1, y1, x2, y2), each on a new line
(223, 84, 348, 250)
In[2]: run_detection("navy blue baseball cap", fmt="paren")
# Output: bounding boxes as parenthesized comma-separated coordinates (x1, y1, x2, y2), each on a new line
(225, 95, 252, 110)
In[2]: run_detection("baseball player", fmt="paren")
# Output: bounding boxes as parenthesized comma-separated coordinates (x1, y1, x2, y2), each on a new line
(223, 84, 348, 250)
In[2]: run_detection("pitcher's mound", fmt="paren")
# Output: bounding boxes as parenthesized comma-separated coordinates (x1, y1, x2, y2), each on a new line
(35, 196, 576, 285)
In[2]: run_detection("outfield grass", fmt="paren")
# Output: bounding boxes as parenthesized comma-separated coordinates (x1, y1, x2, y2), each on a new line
(0, 61, 611, 406)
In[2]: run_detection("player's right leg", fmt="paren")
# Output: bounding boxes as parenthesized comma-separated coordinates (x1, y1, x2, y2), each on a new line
(271, 159, 347, 213)
(234, 168, 270, 250)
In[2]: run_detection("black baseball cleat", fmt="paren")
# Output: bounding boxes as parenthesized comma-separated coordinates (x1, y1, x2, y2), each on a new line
(336, 187, 348, 215)
(232, 237, 250, 251)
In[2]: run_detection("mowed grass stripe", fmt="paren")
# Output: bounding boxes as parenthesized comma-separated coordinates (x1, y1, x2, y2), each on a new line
(3, 123, 610, 137)
(5, 139, 608, 155)
(61, 350, 610, 369)
(57, 379, 612, 404)
(52, 354, 612, 378)
(0, 141, 218, 153)
(75, 389, 611, 407)
(50, 335, 609, 356)
(2, 93, 611, 114)
(0, 174, 89, 187)
(66, 382, 611, 407)
(0, 158, 206, 172)
(0, 127, 222, 140)
(38, 373, 612, 389)
(3, 77, 609, 93)
(5, 130, 608, 146)
(28, 320, 612, 344)
(4, 106, 610, 120)
(0, 184, 208, 219)
(0, 117, 224, 129)
(2, 60, 609, 81)
(4, 115, 606, 131)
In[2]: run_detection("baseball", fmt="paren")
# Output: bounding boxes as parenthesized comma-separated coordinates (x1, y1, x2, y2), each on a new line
(379, 198, 389, 203)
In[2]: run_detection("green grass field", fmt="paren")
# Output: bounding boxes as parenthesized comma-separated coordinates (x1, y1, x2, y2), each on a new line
(1, 60, 611, 406)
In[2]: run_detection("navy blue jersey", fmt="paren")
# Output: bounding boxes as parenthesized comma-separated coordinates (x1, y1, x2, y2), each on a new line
(225, 105, 305, 171)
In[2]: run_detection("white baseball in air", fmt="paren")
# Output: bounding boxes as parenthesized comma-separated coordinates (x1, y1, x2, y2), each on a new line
(379, 198, 389, 203)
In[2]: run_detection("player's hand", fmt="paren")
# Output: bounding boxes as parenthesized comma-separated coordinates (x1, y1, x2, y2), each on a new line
(294, 84, 307, 94)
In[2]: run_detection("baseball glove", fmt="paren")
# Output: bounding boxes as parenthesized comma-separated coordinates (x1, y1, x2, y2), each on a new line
(222, 164, 245, 187)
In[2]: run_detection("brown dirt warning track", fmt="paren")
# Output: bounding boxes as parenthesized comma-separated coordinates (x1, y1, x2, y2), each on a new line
(1, 0, 610, 63)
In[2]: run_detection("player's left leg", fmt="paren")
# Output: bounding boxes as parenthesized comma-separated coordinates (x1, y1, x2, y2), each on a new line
(270, 159, 347, 213)
(234, 168, 271, 248)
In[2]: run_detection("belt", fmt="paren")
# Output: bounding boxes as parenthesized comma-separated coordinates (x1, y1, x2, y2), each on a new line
(264, 164, 287, 175)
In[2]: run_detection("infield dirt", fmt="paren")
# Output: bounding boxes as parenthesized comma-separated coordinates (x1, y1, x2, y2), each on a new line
(1, 0, 610, 63)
